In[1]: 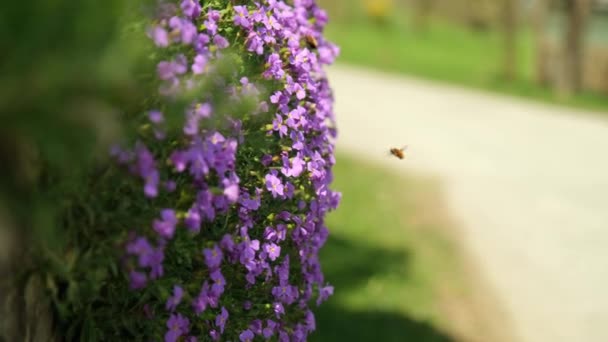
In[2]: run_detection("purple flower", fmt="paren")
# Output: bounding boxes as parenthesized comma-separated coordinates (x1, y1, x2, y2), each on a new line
(264, 53, 285, 79)
(193, 282, 218, 314)
(203, 245, 223, 270)
(165, 313, 190, 342)
(153, 209, 178, 239)
(240, 190, 261, 210)
(224, 183, 239, 203)
(215, 307, 229, 334)
(263, 320, 277, 338)
(157, 55, 187, 80)
(262, 14, 281, 30)
(157, 61, 175, 80)
(265, 173, 284, 198)
(272, 114, 287, 137)
(246, 31, 264, 55)
(129, 270, 147, 289)
(317, 284, 334, 306)
(276, 255, 290, 283)
(192, 54, 208, 74)
(148, 248, 165, 279)
(305, 310, 316, 332)
(239, 330, 254, 342)
(208, 9, 220, 21)
(220, 234, 235, 252)
(196, 32, 210, 47)
(213, 35, 229, 49)
(135, 143, 159, 198)
(165, 285, 184, 311)
(234, 6, 251, 28)
(126, 237, 154, 267)
(250, 320, 263, 335)
(205, 19, 218, 36)
(273, 302, 285, 318)
(243, 300, 252, 310)
(272, 284, 298, 304)
(150, 26, 169, 47)
(148, 110, 164, 124)
(169, 17, 197, 45)
(181, 0, 201, 19)
(210, 269, 225, 296)
(239, 243, 257, 271)
(263, 243, 281, 261)
(281, 154, 305, 178)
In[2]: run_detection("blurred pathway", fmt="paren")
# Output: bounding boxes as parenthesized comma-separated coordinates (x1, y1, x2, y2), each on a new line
(328, 64, 608, 342)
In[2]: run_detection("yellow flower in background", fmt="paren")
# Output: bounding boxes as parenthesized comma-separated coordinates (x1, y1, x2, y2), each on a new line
(363, 0, 394, 20)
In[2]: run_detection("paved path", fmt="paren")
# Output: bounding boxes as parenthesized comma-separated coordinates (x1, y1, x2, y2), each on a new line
(328, 64, 608, 342)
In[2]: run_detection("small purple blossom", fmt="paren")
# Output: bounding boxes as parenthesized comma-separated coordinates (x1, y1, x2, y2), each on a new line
(263, 243, 281, 261)
(165, 285, 184, 311)
(234, 6, 251, 29)
(272, 114, 288, 137)
(265, 173, 284, 198)
(215, 307, 229, 334)
(180, 0, 201, 19)
(213, 35, 230, 49)
(317, 284, 334, 306)
(165, 313, 190, 342)
(148, 110, 164, 123)
(150, 26, 169, 47)
(153, 209, 178, 239)
(239, 329, 254, 342)
(129, 270, 147, 289)
(273, 302, 285, 318)
(203, 245, 223, 270)
(192, 54, 208, 74)
(210, 269, 226, 296)
(224, 183, 240, 203)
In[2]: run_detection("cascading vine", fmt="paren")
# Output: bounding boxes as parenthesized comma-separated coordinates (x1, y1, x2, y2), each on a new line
(111, 0, 340, 340)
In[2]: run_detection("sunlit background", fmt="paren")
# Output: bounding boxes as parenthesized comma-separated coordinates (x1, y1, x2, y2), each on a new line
(313, 1, 608, 342)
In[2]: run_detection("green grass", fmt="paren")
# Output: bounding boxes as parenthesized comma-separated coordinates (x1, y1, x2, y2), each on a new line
(325, 16, 608, 112)
(311, 155, 468, 342)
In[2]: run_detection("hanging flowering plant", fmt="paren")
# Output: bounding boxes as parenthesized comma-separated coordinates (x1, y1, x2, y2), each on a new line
(110, 0, 340, 340)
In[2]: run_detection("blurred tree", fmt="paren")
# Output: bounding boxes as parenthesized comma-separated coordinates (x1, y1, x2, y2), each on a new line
(533, 0, 552, 86)
(502, 0, 519, 81)
(0, 0, 150, 340)
(412, 0, 434, 31)
(563, 0, 591, 94)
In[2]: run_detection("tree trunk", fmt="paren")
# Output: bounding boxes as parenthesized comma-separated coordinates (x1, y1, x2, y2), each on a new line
(502, 0, 518, 81)
(412, 0, 433, 32)
(533, 0, 551, 86)
(563, 0, 590, 94)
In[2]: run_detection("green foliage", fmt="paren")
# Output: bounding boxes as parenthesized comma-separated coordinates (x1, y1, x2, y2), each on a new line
(0, 0, 158, 340)
(323, 9, 608, 112)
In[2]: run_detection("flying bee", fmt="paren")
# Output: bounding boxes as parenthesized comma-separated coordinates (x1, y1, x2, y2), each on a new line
(304, 34, 318, 49)
(389, 146, 408, 160)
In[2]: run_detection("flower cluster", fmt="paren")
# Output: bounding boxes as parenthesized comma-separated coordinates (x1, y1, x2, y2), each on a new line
(113, 0, 339, 340)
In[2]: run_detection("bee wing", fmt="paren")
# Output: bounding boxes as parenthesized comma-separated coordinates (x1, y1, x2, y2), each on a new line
(401, 145, 409, 151)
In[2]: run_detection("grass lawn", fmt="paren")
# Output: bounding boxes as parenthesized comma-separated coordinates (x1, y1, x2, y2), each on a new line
(312, 155, 508, 342)
(324, 16, 608, 112)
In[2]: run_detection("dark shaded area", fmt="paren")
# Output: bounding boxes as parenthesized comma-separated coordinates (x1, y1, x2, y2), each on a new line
(314, 306, 455, 342)
(312, 235, 455, 342)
